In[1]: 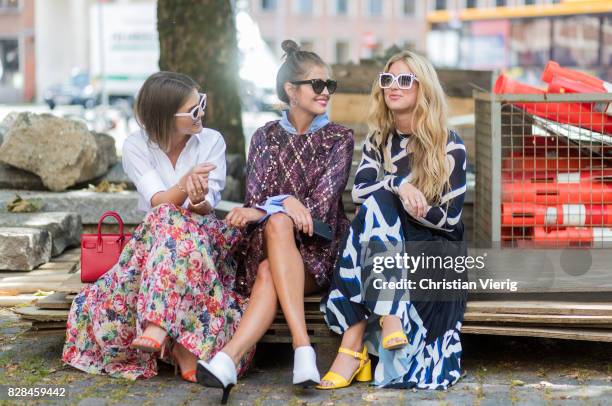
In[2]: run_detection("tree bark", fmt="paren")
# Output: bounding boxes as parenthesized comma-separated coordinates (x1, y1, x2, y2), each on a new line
(157, 0, 244, 157)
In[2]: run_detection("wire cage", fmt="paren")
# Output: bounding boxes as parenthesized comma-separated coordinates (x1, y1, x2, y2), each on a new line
(474, 92, 612, 249)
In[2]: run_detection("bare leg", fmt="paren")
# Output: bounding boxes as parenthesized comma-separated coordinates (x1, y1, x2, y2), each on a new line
(381, 315, 405, 347)
(133, 323, 167, 347)
(319, 320, 367, 387)
(172, 342, 197, 377)
(222, 260, 278, 366)
(264, 213, 313, 349)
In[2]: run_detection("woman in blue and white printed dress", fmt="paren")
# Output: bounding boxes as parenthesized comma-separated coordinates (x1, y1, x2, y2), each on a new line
(318, 50, 468, 390)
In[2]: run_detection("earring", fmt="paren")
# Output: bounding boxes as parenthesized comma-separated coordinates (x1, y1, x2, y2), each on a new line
(290, 98, 298, 107)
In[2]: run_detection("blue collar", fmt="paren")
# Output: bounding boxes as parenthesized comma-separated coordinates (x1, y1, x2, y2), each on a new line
(279, 110, 330, 135)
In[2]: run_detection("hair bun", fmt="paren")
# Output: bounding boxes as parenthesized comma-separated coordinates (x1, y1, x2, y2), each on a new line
(281, 39, 300, 56)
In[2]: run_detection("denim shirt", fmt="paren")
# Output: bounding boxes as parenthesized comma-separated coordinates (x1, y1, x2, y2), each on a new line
(255, 111, 331, 222)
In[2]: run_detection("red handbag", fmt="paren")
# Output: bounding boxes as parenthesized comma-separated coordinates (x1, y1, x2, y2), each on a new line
(80, 211, 132, 283)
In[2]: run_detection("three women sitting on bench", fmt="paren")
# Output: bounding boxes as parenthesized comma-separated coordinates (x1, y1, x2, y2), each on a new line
(63, 39, 466, 404)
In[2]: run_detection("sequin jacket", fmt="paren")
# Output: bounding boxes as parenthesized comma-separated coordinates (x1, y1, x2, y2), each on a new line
(234, 120, 354, 295)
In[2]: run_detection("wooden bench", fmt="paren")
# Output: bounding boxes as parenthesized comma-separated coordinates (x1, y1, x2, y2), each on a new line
(14, 284, 612, 343)
(264, 294, 612, 343)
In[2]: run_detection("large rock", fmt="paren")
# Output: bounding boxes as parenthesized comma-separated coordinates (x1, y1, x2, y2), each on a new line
(90, 161, 135, 190)
(0, 227, 52, 271)
(0, 112, 117, 191)
(0, 189, 143, 225)
(0, 212, 81, 256)
(0, 163, 45, 190)
(0, 112, 18, 145)
(0, 189, 240, 226)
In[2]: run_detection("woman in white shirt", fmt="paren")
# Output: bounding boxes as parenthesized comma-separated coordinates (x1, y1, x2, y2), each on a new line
(62, 72, 255, 384)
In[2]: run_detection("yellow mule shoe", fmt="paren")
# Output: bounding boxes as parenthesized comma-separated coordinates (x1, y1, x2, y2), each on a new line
(380, 315, 408, 350)
(316, 345, 372, 390)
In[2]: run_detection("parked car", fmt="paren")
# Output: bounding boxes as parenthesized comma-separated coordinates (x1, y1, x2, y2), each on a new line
(43, 71, 99, 110)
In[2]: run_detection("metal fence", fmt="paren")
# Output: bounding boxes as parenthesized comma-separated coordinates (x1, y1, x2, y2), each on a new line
(474, 92, 612, 248)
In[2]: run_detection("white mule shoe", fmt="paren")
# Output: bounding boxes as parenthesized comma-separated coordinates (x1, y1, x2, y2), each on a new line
(293, 345, 321, 387)
(196, 351, 237, 404)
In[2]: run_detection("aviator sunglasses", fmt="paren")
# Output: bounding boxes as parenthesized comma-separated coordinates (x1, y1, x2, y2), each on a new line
(378, 72, 419, 90)
(290, 79, 338, 95)
(174, 92, 207, 120)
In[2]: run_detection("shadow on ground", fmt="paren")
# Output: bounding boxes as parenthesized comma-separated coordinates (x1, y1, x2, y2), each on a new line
(0, 309, 610, 405)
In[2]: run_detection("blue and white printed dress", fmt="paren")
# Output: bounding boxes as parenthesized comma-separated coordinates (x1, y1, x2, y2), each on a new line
(321, 129, 468, 389)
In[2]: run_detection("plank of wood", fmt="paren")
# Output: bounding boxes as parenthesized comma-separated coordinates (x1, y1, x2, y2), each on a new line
(0, 282, 65, 294)
(466, 301, 612, 317)
(277, 311, 612, 328)
(12, 306, 68, 322)
(304, 295, 322, 303)
(37, 262, 78, 272)
(54, 248, 80, 260)
(54, 273, 84, 294)
(35, 292, 74, 310)
(0, 264, 76, 279)
(0, 275, 74, 283)
(30, 321, 67, 331)
(15, 268, 75, 276)
(266, 323, 334, 337)
(259, 335, 338, 344)
(0, 295, 40, 307)
(464, 312, 612, 325)
(462, 324, 612, 342)
(51, 256, 80, 263)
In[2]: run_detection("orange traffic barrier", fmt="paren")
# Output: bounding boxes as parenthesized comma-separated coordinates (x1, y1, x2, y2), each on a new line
(541, 61, 610, 91)
(502, 156, 605, 172)
(533, 226, 612, 244)
(502, 203, 612, 226)
(548, 76, 611, 116)
(502, 181, 612, 204)
(502, 169, 612, 183)
(494, 74, 612, 134)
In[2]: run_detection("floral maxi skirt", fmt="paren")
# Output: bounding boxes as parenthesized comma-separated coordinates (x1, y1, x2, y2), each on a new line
(62, 203, 255, 380)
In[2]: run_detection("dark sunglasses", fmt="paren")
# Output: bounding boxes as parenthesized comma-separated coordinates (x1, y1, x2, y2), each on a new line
(290, 79, 337, 95)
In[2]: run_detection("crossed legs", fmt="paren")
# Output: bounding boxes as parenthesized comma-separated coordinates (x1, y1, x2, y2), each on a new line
(222, 213, 319, 365)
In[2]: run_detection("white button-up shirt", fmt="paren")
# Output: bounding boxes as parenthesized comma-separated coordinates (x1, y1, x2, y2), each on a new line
(122, 128, 226, 212)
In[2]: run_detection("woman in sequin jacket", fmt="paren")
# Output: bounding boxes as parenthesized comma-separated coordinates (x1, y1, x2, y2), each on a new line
(196, 40, 354, 400)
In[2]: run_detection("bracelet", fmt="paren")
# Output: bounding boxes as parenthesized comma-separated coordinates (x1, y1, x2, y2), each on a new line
(190, 198, 209, 208)
(177, 183, 187, 194)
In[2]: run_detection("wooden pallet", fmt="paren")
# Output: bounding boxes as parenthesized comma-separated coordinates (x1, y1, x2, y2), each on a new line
(35, 292, 75, 310)
(0, 248, 80, 297)
(17, 294, 612, 342)
(5, 248, 611, 342)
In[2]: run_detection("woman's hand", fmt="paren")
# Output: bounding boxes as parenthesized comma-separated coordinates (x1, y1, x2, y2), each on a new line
(398, 182, 429, 218)
(186, 174, 208, 204)
(226, 207, 266, 228)
(180, 163, 215, 204)
(283, 196, 313, 236)
(189, 200, 213, 215)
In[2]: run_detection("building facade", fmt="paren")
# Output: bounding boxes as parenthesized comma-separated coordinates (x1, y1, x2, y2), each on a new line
(0, 0, 35, 103)
(248, 0, 611, 80)
(427, 0, 611, 80)
(246, 0, 430, 63)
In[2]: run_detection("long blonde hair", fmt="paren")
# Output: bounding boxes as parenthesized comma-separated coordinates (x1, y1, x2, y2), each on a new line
(367, 50, 449, 204)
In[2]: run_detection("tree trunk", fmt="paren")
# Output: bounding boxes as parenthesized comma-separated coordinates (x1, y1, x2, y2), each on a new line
(157, 0, 245, 200)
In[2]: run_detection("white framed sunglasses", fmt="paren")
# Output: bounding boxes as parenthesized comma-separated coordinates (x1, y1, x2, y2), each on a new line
(378, 72, 418, 90)
(174, 93, 207, 120)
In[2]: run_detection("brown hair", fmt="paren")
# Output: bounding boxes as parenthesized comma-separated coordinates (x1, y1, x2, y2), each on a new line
(276, 39, 328, 104)
(134, 71, 199, 152)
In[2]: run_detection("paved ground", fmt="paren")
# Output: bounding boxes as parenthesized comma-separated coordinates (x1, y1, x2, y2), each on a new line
(0, 308, 610, 405)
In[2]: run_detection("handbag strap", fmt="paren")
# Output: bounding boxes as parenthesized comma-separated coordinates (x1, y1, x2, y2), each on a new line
(97, 211, 126, 246)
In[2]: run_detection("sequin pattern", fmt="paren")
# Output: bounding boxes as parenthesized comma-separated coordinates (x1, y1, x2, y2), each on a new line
(235, 121, 354, 295)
